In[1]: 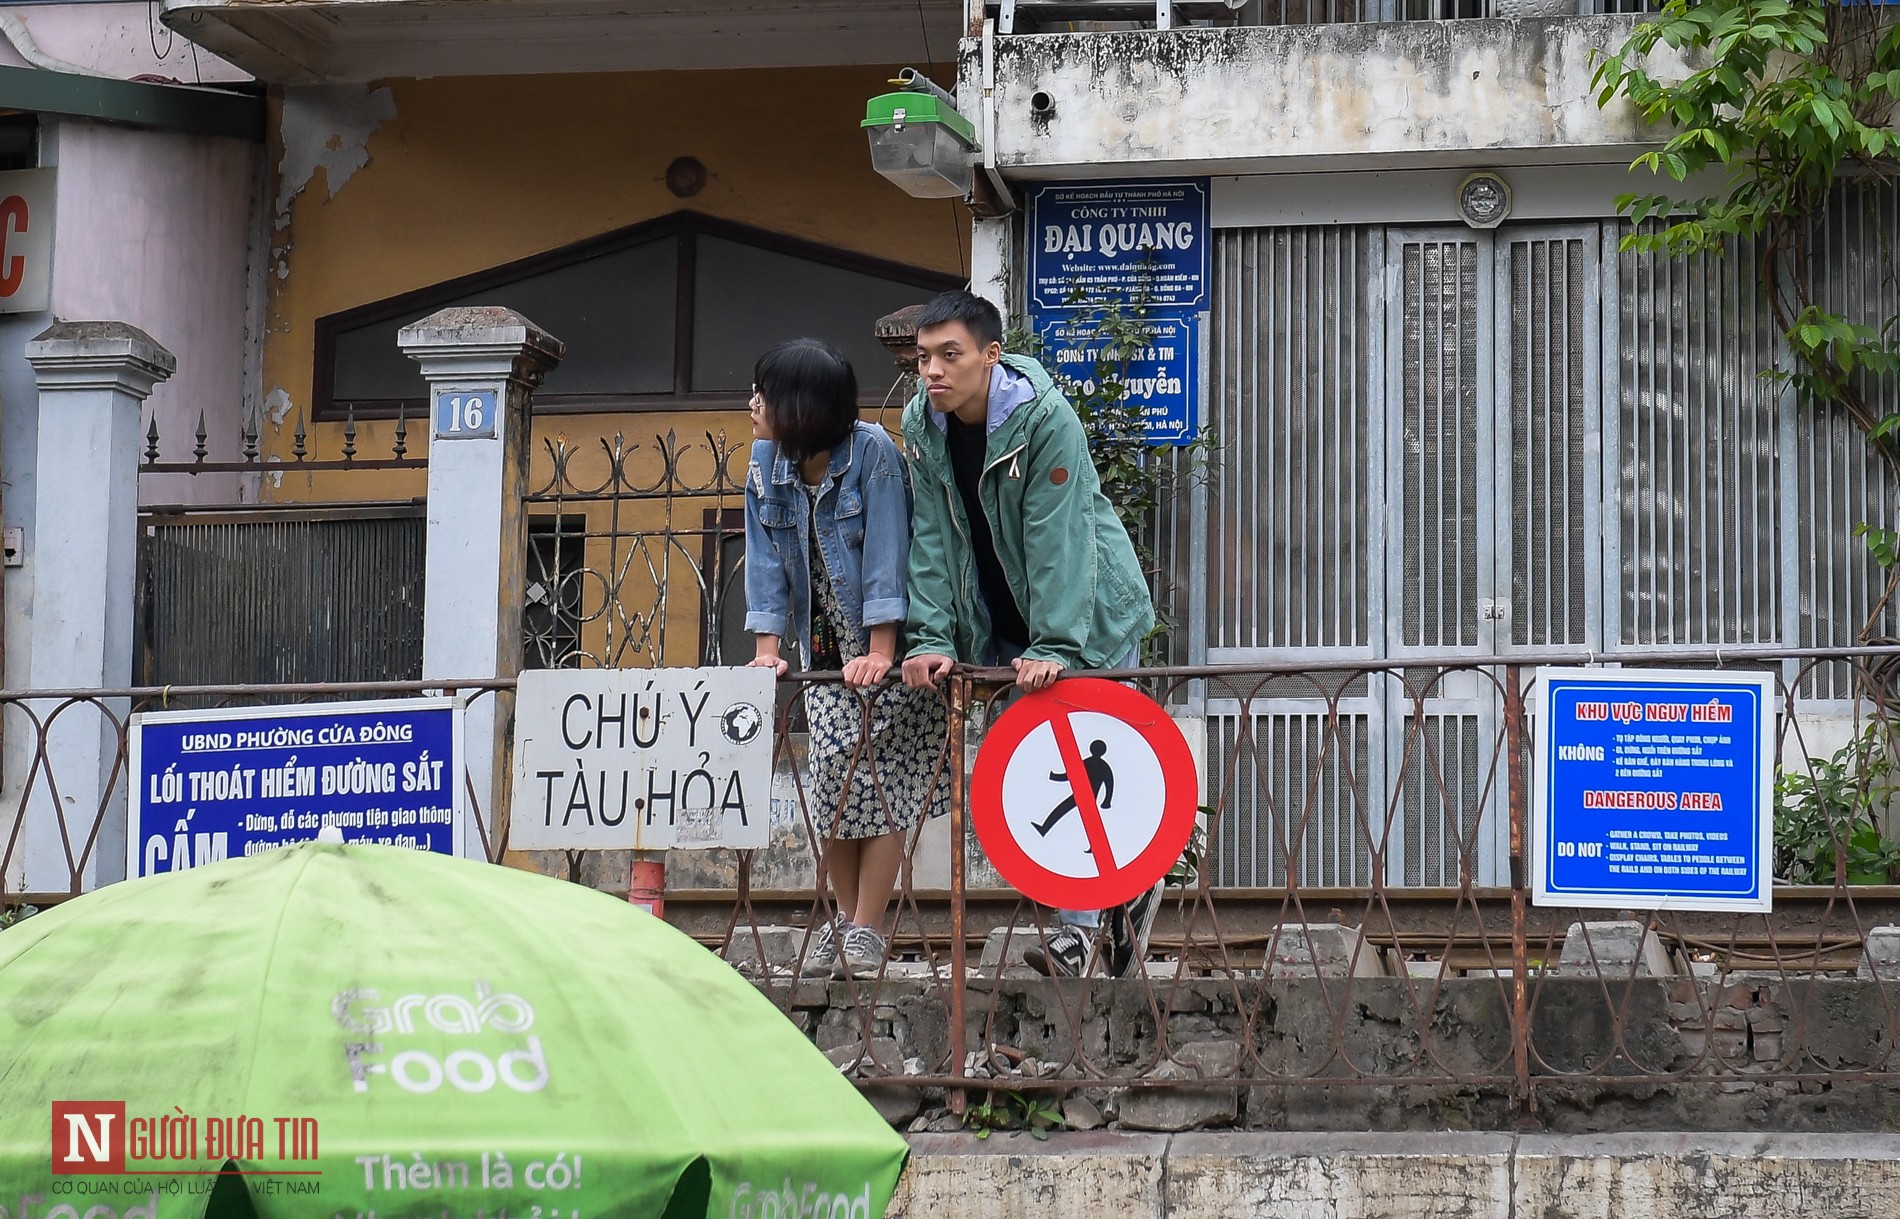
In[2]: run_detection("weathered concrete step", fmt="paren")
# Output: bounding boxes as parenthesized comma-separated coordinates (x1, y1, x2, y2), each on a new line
(890, 1132, 1900, 1219)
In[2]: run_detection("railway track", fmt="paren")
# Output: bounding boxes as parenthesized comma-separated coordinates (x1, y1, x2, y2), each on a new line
(667, 886, 1900, 973)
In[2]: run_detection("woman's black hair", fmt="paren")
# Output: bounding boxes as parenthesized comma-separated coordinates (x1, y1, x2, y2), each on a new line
(753, 338, 859, 466)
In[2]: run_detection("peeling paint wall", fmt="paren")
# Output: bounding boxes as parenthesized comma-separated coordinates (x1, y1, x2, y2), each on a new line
(981, 18, 1686, 175)
(260, 65, 968, 502)
(275, 84, 396, 220)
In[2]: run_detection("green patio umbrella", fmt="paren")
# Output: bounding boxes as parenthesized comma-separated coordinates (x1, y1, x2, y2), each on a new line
(0, 841, 906, 1219)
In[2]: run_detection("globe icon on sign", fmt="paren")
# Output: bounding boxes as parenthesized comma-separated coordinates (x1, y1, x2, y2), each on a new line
(720, 702, 763, 745)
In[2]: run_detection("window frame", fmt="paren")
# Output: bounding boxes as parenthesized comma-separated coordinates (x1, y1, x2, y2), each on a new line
(312, 210, 962, 420)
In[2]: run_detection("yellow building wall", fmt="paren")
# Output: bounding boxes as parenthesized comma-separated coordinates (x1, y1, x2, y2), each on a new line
(260, 64, 962, 508)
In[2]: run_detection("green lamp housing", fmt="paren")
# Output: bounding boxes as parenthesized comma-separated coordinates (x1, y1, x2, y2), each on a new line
(862, 90, 978, 199)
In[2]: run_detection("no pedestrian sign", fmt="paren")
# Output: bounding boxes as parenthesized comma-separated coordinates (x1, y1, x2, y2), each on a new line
(971, 679, 1198, 910)
(1531, 667, 1775, 913)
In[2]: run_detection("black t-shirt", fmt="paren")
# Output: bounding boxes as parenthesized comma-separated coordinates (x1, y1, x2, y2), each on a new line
(944, 414, 1030, 649)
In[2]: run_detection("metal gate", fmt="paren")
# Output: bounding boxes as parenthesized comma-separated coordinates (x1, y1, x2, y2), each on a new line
(137, 507, 427, 690)
(1206, 202, 1900, 888)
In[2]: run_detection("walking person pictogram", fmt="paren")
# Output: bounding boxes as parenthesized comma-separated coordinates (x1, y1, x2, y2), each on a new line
(970, 678, 1197, 915)
(1037, 739, 1114, 838)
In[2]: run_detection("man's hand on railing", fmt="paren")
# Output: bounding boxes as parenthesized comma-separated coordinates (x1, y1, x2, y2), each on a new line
(1011, 657, 1064, 692)
(902, 653, 955, 689)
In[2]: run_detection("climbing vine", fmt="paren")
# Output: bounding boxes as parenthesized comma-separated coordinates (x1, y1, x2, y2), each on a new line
(1593, 0, 1900, 610)
(1597, 1, 1900, 870)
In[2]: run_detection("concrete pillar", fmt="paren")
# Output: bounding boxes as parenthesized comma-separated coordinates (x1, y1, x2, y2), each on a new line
(23, 321, 175, 890)
(400, 306, 563, 858)
(970, 216, 1014, 327)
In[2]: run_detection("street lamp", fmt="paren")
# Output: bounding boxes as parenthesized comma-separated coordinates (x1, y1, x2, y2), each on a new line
(862, 67, 977, 200)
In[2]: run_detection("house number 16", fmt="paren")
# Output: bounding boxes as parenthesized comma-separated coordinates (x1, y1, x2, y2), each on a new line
(434, 390, 497, 440)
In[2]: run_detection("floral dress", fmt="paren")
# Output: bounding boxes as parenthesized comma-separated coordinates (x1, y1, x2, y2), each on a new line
(799, 483, 950, 839)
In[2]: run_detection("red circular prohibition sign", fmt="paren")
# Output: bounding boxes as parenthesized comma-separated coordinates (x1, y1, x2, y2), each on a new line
(970, 678, 1200, 911)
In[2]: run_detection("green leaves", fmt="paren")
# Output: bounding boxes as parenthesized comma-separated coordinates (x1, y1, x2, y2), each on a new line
(1774, 723, 1900, 885)
(1853, 520, 1900, 567)
(1597, 0, 1900, 573)
(961, 1090, 1065, 1139)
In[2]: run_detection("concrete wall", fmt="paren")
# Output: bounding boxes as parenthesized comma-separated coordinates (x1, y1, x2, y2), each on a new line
(793, 976, 1900, 1135)
(50, 119, 259, 503)
(976, 18, 1686, 177)
(893, 1133, 1900, 1219)
(0, 115, 258, 889)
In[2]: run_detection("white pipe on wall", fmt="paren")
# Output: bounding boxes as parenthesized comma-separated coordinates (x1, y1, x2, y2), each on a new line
(0, 11, 110, 77)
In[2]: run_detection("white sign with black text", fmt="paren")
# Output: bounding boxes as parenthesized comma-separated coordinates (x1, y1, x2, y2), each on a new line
(509, 668, 774, 851)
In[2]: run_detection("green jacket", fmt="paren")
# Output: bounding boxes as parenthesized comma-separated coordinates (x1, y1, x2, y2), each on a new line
(902, 354, 1155, 669)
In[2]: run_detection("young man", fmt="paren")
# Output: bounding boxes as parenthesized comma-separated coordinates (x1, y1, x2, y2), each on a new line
(898, 289, 1163, 979)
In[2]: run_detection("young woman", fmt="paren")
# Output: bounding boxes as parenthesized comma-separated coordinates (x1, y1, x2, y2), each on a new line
(743, 338, 949, 979)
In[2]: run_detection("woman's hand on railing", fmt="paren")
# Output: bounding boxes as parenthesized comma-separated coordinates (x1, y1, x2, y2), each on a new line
(746, 651, 789, 678)
(842, 653, 894, 689)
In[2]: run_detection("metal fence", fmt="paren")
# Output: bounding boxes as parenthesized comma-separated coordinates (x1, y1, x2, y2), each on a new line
(5, 650, 1900, 1123)
(0, 681, 511, 905)
(710, 646, 1900, 1123)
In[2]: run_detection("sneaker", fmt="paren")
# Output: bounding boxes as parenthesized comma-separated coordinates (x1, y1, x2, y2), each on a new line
(1024, 925, 1093, 978)
(840, 924, 889, 979)
(799, 914, 849, 977)
(1106, 880, 1166, 979)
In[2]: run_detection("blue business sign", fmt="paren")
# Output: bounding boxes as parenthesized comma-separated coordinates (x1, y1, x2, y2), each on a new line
(128, 698, 464, 877)
(1531, 668, 1775, 913)
(1028, 179, 1210, 311)
(1034, 311, 1199, 446)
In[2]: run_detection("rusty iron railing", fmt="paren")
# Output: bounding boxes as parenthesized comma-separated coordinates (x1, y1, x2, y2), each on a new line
(7, 649, 1900, 1126)
(712, 646, 1900, 1125)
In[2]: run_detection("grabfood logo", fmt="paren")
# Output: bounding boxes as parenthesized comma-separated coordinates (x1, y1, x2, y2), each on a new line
(332, 981, 548, 1095)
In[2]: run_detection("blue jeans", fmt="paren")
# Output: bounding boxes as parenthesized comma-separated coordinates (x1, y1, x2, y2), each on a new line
(988, 638, 1139, 931)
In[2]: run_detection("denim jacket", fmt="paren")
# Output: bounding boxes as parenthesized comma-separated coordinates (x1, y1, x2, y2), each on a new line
(744, 421, 913, 665)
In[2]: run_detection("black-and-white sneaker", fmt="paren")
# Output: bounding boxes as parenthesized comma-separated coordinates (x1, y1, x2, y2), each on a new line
(839, 924, 889, 980)
(1024, 925, 1092, 977)
(798, 914, 849, 978)
(1106, 880, 1165, 979)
